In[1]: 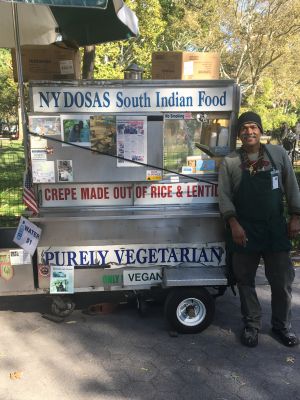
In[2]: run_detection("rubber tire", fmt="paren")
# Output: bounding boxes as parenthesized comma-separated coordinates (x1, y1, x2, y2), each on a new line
(164, 287, 215, 334)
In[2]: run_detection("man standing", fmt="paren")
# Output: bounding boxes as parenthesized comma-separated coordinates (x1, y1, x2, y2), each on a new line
(218, 111, 300, 347)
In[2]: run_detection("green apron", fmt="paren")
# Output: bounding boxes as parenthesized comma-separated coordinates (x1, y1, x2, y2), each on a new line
(226, 146, 291, 253)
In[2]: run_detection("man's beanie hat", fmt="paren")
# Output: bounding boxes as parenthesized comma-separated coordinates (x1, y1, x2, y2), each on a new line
(237, 111, 263, 135)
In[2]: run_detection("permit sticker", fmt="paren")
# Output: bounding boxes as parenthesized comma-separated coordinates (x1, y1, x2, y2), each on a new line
(271, 170, 279, 190)
(146, 169, 162, 181)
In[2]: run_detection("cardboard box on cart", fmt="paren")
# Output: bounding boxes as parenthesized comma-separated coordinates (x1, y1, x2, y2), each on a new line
(11, 43, 81, 82)
(152, 51, 220, 80)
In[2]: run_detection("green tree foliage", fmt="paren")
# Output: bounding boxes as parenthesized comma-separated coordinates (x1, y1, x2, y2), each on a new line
(94, 0, 166, 79)
(157, 0, 223, 51)
(241, 78, 298, 132)
(220, 0, 300, 98)
(0, 49, 18, 125)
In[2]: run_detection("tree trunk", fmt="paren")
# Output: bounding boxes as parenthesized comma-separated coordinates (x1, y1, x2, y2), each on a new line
(82, 46, 95, 79)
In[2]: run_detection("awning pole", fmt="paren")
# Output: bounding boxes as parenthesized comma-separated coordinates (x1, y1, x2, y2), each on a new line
(11, 1, 28, 168)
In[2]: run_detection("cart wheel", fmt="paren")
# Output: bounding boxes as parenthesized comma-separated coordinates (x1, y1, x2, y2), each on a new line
(164, 287, 215, 334)
(51, 296, 75, 318)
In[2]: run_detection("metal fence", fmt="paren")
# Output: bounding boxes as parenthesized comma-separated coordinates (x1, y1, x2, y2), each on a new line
(0, 139, 25, 227)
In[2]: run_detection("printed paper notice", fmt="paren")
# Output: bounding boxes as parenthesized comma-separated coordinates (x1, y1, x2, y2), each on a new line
(50, 265, 74, 294)
(31, 149, 47, 160)
(9, 249, 31, 265)
(13, 216, 42, 256)
(30, 134, 47, 149)
(32, 160, 55, 183)
(29, 115, 61, 136)
(116, 116, 147, 167)
(57, 160, 73, 182)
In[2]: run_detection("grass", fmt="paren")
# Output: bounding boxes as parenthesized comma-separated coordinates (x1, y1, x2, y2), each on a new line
(0, 141, 25, 226)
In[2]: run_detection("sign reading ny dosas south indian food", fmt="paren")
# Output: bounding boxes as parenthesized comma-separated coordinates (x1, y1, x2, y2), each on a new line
(32, 86, 233, 113)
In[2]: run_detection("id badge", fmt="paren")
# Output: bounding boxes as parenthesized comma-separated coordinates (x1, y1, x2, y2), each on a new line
(271, 170, 279, 190)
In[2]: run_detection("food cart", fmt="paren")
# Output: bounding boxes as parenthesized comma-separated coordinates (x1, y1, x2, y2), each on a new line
(0, 79, 240, 333)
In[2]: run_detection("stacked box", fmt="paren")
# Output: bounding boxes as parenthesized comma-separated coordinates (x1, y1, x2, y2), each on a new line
(12, 43, 81, 81)
(152, 52, 220, 80)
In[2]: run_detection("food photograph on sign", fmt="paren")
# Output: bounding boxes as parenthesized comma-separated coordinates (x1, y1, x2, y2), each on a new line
(90, 115, 116, 155)
(50, 265, 74, 294)
(29, 115, 61, 136)
(61, 114, 91, 147)
(57, 160, 74, 182)
(116, 116, 147, 167)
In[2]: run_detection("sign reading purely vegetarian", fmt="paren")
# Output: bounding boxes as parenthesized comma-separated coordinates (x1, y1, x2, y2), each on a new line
(38, 242, 225, 268)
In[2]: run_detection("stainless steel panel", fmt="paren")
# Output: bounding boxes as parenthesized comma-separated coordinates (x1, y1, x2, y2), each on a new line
(35, 120, 163, 183)
(163, 266, 227, 287)
(0, 251, 35, 293)
(36, 214, 225, 247)
(28, 80, 238, 292)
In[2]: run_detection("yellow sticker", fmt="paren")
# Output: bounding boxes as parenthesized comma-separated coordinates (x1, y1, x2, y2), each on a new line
(146, 169, 162, 181)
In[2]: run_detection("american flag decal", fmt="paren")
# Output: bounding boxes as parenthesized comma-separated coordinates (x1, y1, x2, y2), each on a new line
(23, 169, 39, 215)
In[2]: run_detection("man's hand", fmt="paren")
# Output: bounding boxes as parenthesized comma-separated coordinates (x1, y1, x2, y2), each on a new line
(288, 215, 300, 238)
(228, 217, 248, 247)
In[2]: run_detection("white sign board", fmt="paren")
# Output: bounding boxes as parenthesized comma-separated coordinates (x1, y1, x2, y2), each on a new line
(13, 216, 42, 256)
(32, 86, 234, 113)
(41, 183, 134, 207)
(134, 182, 218, 205)
(40, 182, 218, 207)
(116, 116, 147, 167)
(123, 268, 162, 286)
(37, 242, 226, 268)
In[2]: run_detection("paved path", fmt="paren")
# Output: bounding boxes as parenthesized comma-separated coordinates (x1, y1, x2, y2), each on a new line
(0, 267, 299, 400)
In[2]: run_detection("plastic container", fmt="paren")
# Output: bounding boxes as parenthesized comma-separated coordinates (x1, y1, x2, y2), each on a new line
(218, 127, 229, 147)
(209, 131, 217, 147)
